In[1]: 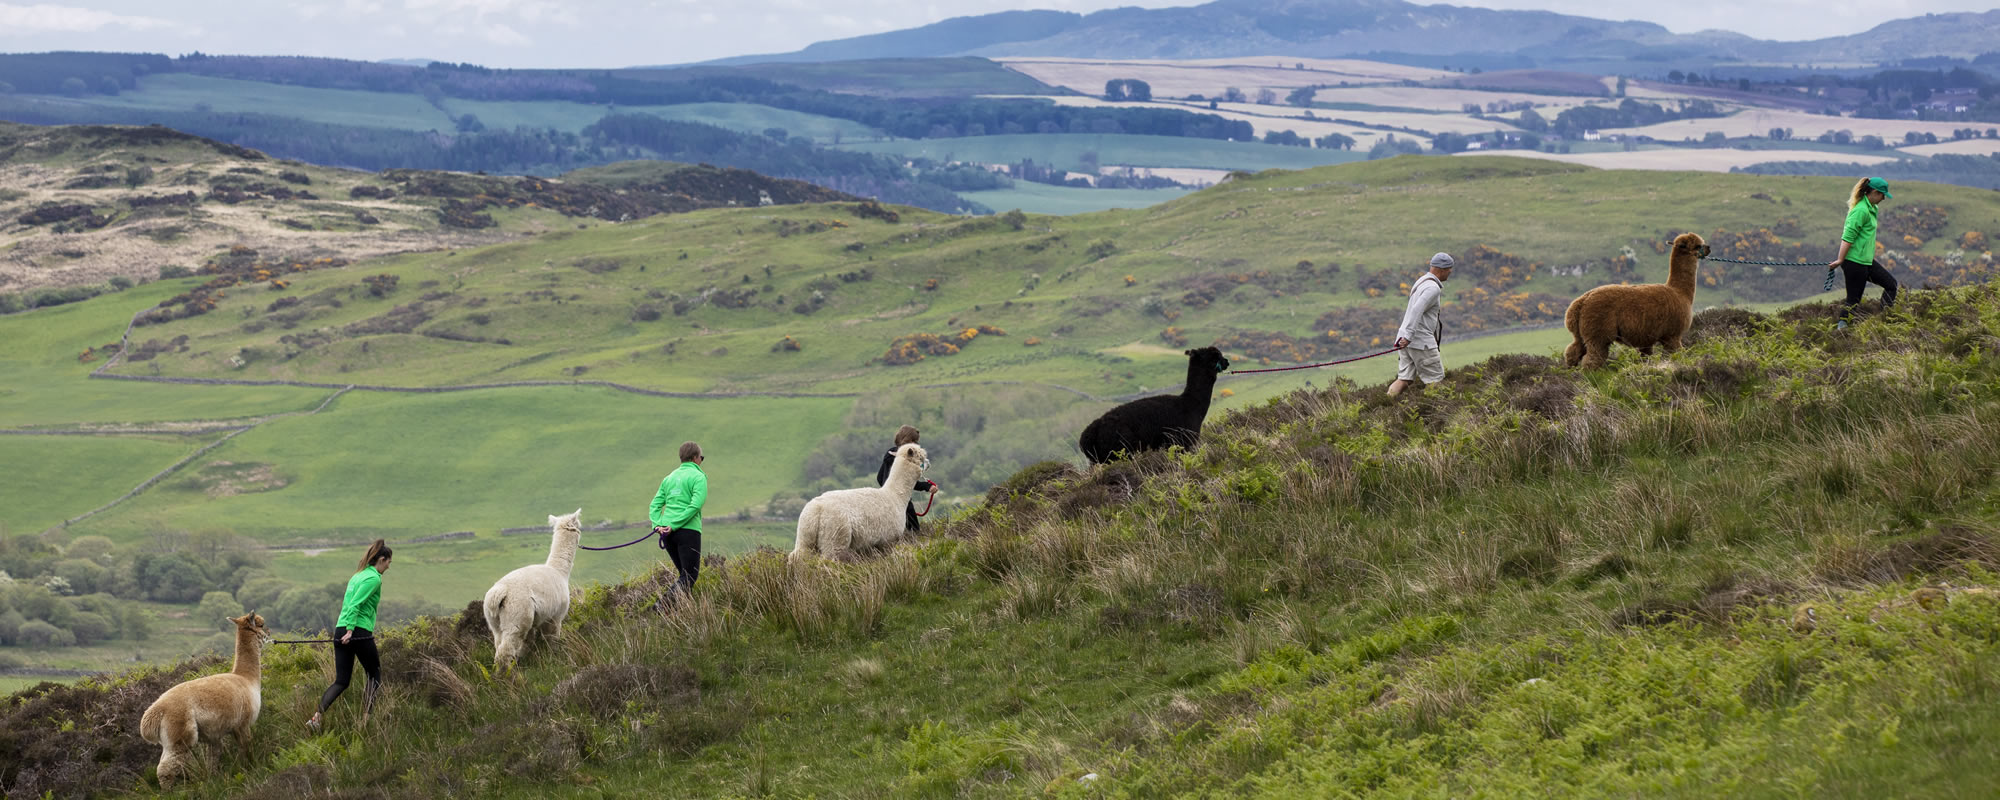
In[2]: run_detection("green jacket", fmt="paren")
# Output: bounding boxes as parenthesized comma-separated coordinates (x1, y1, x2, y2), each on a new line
(649, 462, 707, 532)
(336, 565, 382, 632)
(1841, 197, 1880, 266)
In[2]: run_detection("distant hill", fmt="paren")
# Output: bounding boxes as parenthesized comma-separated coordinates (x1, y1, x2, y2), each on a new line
(0, 122, 854, 295)
(722, 0, 2000, 71)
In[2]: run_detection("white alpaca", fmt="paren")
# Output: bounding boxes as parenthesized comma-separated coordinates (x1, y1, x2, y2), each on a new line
(483, 508, 581, 670)
(140, 612, 270, 789)
(791, 443, 928, 564)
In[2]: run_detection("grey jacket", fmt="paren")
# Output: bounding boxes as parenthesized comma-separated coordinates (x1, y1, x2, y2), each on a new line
(1395, 273, 1444, 350)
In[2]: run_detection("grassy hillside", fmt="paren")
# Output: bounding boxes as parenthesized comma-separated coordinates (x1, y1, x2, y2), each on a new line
(5, 280, 1998, 798)
(4, 155, 1994, 683)
(9, 156, 1997, 544)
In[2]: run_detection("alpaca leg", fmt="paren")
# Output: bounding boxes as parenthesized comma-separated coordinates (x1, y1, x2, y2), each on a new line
(1637, 345, 1654, 357)
(1581, 340, 1609, 369)
(1660, 335, 1682, 355)
(821, 525, 852, 563)
(1563, 338, 1585, 367)
(156, 715, 195, 788)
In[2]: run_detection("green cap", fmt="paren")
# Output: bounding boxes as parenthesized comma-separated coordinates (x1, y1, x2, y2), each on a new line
(1866, 177, 1891, 199)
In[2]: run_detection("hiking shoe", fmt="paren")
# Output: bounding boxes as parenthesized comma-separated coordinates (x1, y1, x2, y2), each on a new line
(1834, 319, 1848, 331)
(306, 716, 321, 733)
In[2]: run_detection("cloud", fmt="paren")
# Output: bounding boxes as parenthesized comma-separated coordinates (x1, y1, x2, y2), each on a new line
(0, 3, 194, 35)
(479, 21, 530, 46)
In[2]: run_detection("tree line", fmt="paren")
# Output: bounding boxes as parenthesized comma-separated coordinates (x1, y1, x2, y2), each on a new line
(0, 531, 441, 654)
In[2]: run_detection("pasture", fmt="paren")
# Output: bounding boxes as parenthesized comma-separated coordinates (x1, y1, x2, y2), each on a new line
(962, 183, 1194, 215)
(1603, 107, 1979, 142)
(1473, 147, 1902, 172)
(839, 131, 1363, 172)
(1901, 138, 2000, 157)
(997, 56, 1450, 97)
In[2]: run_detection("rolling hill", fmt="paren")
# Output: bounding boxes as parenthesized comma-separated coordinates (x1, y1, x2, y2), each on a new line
(3, 136, 1997, 686)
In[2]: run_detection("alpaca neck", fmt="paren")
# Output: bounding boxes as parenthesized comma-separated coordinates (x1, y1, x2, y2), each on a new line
(546, 526, 579, 577)
(1668, 253, 1697, 301)
(230, 625, 262, 682)
(1180, 359, 1219, 415)
(885, 456, 921, 495)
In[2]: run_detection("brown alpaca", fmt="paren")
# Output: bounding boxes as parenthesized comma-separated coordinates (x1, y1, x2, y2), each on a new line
(1563, 232, 1712, 368)
(140, 612, 270, 788)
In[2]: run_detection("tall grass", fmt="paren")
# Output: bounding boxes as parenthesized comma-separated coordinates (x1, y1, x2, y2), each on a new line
(6, 285, 2000, 798)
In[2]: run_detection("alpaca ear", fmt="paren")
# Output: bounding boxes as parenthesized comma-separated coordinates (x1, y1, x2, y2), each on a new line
(1184, 348, 1196, 356)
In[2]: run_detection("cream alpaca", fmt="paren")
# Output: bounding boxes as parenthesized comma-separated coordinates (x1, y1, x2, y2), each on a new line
(791, 443, 928, 564)
(1564, 232, 1711, 368)
(483, 508, 581, 670)
(140, 612, 270, 789)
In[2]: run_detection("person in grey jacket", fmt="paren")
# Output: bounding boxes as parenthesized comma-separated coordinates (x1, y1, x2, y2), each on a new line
(1388, 252, 1453, 398)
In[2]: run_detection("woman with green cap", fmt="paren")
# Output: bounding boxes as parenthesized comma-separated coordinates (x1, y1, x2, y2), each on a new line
(1827, 176, 1898, 330)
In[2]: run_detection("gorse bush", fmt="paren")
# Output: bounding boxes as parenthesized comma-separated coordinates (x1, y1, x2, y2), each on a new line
(7, 285, 2000, 797)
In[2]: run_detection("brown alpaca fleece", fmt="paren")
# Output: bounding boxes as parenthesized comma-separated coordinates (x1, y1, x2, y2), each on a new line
(1564, 232, 1712, 368)
(139, 612, 269, 788)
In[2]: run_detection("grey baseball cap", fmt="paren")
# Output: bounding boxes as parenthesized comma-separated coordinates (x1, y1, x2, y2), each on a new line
(1429, 252, 1455, 269)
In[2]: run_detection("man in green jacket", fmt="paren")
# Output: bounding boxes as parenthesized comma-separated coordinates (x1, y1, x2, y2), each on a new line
(649, 441, 708, 598)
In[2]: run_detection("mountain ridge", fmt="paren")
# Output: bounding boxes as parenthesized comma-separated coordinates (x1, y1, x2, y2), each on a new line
(697, 0, 2000, 70)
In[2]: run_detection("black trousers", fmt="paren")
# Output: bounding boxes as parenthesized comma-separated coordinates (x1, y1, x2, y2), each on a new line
(1839, 259, 1898, 320)
(317, 626, 379, 714)
(662, 528, 701, 592)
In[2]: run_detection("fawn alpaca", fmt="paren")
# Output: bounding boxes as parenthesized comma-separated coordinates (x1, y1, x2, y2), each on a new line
(139, 612, 271, 788)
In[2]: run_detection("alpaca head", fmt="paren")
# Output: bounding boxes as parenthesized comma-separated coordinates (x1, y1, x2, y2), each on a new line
(232, 611, 270, 646)
(895, 443, 929, 473)
(1184, 346, 1230, 374)
(1672, 232, 1711, 261)
(549, 508, 582, 532)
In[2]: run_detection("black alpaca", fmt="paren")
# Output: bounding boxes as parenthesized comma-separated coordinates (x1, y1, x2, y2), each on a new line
(1079, 346, 1231, 464)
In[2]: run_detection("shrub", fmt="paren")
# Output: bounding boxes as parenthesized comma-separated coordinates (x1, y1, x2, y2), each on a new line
(17, 619, 75, 647)
(158, 265, 194, 279)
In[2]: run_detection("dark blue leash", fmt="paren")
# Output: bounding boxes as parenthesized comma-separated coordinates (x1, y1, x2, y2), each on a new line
(580, 526, 669, 551)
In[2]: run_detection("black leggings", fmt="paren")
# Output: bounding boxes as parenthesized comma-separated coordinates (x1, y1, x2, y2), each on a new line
(317, 626, 380, 714)
(1839, 259, 1898, 320)
(662, 528, 701, 592)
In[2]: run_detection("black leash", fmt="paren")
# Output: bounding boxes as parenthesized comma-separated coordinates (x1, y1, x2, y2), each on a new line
(1702, 256, 1841, 292)
(581, 526, 668, 551)
(272, 634, 374, 645)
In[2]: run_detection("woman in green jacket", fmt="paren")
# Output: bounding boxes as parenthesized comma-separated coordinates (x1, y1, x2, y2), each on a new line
(649, 441, 708, 599)
(307, 539, 391, 731)
(1828, 176, 1898, 329)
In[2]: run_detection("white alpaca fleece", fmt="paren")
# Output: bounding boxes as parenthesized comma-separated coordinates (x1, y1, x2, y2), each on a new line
(483, 508, 581, 670)
(140, 612, 270, 789)
(790, 443, 928, 564)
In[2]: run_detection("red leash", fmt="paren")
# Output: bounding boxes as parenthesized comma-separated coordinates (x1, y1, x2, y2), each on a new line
(1228, 344, 1407, 375)
(914, 483, 942, 516)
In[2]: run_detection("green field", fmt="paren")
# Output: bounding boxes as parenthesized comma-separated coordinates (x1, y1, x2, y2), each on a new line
(640, 57, 1063, 97)
(56, 73, 454, 130)
(65, 387, 851, 545)
(839, 132, 1367, 172)
(0, 433, 217, 534)
(440, 99, 886, 141)
(28, 74, 887, 142)
(963, 182, 1194, 215)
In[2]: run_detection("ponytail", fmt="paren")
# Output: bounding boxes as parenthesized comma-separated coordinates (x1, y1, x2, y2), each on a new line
(358, 539, 392, 571)
(1846, 177, 1871, 210)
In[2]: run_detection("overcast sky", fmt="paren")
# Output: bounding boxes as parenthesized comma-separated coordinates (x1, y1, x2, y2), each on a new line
(0, 0, 1991, 69)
